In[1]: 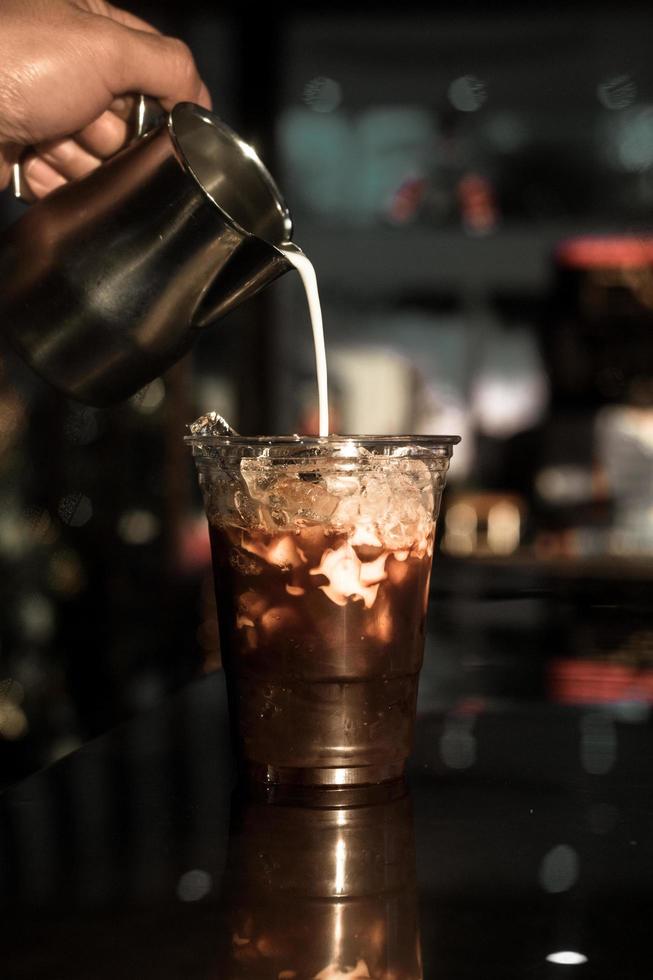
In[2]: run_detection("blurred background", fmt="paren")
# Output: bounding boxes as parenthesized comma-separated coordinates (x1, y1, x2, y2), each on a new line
(1, 0, 652, 786)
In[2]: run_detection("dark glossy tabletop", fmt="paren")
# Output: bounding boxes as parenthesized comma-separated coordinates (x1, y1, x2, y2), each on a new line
(1, 572, 652, 979)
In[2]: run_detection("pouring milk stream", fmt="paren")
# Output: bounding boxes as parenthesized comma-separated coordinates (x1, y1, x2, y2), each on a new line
(279, 245, 330, 438)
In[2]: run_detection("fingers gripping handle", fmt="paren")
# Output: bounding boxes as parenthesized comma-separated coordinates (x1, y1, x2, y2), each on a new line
(12, 95, 164, 201)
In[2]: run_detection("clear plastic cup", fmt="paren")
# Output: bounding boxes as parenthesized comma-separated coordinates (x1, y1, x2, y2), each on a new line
(186, 424, 459, 787)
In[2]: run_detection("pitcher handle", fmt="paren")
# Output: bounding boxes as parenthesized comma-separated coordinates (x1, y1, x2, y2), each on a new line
(12, 94, 163, 201)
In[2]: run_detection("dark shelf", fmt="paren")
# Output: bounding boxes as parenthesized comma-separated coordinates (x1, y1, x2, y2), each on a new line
(294, 223, 632, 294)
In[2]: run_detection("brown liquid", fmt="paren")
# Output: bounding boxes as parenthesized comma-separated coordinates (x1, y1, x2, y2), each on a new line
(210, 522, 433, 785)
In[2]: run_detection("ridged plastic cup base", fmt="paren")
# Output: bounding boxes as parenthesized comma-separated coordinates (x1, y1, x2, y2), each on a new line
(241, 776, 408, 808)
(244, 759, 406, 788)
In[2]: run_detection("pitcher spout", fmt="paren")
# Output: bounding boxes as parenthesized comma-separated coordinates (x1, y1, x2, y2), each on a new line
(192, 235, 294, 328)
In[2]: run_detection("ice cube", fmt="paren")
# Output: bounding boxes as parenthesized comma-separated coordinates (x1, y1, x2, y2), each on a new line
(296, 482, 338, 522)
(323, 468, 360, 497)
(188, 412, 238, 437)
(234, 489, 261, 528)
(240, 458, 277, 502)
(332, 494, 360, 529)
(241, 461, 339, 526)
(390, 495, 428, 549)
(396, 456, 433, 490)
(383, 521, 414, 550)
(332, 441, 373, 459)
(360, 468, 390, 518)
(355, 459, 435, 551)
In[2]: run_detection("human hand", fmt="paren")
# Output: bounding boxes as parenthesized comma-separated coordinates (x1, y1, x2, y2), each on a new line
(0, 0, 211, 199)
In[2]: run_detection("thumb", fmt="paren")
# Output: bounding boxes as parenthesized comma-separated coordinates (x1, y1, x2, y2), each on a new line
(100, 22, 211, 112)
(101, 3, 162, 34)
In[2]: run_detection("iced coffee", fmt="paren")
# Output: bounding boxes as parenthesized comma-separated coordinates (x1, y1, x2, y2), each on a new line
(187, 420, 458, 786)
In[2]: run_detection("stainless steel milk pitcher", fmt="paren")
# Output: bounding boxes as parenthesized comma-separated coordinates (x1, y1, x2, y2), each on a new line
(0, 102, 295, 406)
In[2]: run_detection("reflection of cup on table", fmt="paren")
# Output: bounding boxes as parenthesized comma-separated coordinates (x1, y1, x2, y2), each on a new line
(216, 781, 421, 978)
(187, 421, 459, 787)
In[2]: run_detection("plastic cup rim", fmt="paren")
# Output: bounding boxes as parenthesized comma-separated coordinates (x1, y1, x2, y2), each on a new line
(184, 433, 461, 447)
